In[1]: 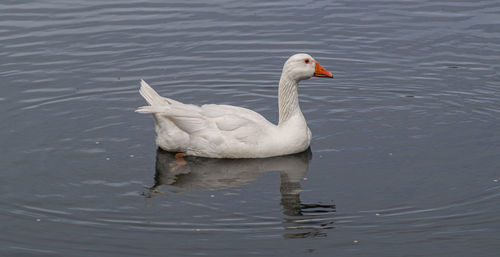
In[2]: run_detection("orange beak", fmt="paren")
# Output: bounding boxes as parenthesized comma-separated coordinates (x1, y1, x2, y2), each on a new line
(313, 60, 333, 78)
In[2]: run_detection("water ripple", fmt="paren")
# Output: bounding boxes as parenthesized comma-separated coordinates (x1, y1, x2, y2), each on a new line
(1, 0, 500, 256)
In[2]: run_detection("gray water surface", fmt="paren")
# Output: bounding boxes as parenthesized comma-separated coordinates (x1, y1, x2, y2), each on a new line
(1, 0, 500, 256)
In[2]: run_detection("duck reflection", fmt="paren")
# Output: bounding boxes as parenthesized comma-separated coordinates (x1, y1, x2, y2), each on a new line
(147, 148, 335, 238)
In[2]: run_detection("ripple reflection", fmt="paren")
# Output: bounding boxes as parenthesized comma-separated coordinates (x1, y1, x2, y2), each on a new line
(147, 148, 335, 238)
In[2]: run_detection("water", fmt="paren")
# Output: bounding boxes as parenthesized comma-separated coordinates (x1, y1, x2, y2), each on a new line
(1, 0, 500, 256)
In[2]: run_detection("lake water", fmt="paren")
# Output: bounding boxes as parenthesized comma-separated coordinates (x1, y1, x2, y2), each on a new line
(1, 0, 500, 256)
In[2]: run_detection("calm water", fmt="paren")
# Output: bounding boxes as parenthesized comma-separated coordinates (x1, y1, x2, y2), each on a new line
(1, 0, 500, 256)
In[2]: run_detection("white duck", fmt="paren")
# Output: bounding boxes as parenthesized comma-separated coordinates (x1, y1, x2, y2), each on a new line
(136, 53, 333, 158)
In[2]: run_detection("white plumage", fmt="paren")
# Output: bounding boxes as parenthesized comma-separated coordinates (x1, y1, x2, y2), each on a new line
(136, 53, 333, 158)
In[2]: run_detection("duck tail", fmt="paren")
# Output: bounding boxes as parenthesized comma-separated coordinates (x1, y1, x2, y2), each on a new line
(139, 79, 164, 106)
(135, 105, 169, 114)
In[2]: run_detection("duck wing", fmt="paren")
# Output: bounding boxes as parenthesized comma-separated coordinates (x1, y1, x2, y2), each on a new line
(136, 103, 273, 136)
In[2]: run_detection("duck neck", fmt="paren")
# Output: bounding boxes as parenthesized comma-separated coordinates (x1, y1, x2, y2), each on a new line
(278, 73, 302, 125)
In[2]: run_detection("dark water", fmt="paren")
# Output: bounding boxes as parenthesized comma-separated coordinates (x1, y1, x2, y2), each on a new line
(1, 0, 500, 256)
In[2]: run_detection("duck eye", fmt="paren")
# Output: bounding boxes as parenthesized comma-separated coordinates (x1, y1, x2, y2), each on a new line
(304, 59, 310, 64)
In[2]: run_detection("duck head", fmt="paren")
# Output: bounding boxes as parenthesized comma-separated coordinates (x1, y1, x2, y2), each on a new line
(282, 53, 333, 81)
